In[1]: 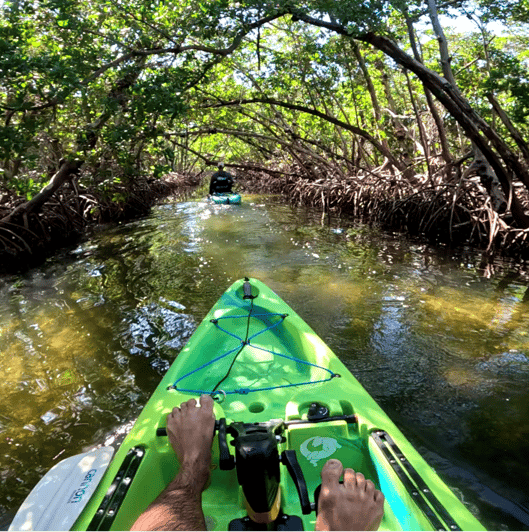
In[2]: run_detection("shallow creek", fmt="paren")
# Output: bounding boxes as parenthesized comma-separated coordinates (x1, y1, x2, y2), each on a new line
(1, 196, 529, 530)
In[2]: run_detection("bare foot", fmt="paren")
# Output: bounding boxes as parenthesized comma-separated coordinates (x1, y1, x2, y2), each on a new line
(315, 459, 384, 531)
(166, 394, 216, 493)
(130, 397, 216, 531)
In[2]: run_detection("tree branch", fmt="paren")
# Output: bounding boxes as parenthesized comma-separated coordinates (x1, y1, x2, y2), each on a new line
(199, 97, 406, 172)
(3, 12, 285, 113)
(0, 159, 82, 224)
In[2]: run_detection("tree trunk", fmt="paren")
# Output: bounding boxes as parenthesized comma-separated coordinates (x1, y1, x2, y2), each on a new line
(350, 41, 382, 122)
(350, 41, 398, 172)
(469, 143, 507, 213)
(356, 32, 529, 228)
(426, 0, 458, 86)
(404, 68, 432, 180)
(487, 93, 529, 166)
(1, 160, 83, 224)
(403, 9, 452, 169)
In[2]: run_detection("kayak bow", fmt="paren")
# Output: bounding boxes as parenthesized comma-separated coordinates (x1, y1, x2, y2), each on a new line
(10, 278, 484, 531)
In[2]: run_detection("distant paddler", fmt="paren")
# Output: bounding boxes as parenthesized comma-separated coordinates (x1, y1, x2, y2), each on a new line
(209, 162, 234, 196)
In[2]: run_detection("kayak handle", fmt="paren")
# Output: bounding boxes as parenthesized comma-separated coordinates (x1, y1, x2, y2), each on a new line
(217, 418, 235, 470)
(243, 278, 256, 299)
(281, 450, 313, 514)
(284, 414, 357, 427)
(155, 419, 230, 469)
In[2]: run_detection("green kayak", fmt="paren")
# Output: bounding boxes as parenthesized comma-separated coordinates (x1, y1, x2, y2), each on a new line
(10, 278, 484, 531)
(210, 192, 242, 205)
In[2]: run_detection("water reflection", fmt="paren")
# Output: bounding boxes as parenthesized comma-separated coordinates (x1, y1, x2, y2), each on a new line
(1, 196, 529, 530)
(120, 300, 196, 371)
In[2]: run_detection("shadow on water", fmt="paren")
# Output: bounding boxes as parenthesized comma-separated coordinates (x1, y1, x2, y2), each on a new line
(1, 196, 529, 530)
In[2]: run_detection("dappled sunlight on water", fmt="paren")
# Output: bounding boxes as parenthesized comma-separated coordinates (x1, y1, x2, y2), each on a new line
(1, 196, 529, 530)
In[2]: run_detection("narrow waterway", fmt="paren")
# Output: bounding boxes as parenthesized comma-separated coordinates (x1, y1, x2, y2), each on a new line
(1, 196, 529, 530)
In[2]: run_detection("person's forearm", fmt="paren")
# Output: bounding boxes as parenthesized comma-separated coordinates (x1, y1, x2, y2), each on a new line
(130, 474, 206, 531)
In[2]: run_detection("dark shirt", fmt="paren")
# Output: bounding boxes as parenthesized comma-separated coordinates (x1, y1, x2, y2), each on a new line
(209, 170, 234, 194)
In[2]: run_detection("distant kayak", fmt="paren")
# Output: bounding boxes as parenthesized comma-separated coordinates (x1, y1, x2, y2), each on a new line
(210, 192, 241, 204)
(9, 278, 484, 531)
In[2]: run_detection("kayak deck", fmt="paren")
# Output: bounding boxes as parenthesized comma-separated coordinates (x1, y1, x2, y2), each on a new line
(65, 278, 484, 531)
(169, 301, 337, 398)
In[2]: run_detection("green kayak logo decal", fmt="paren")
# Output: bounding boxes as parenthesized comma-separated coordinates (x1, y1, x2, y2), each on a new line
(300, 437, 342, 466)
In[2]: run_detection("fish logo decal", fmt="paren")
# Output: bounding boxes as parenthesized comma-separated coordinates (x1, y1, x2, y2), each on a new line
(300, 436, 342, 466)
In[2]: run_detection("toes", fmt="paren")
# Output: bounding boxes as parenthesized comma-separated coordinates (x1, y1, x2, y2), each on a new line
(365, 478, 377, 496)
(183, 397, 197, 408)
(342, 469, 380, 499)
(321, 459, 343, 488)
(343, 468, 357, 488)
(169, 406, 181, 420)
(374, 489, 385, 503)
(354, 471, 367, 490)
(200, 394, 214, 412)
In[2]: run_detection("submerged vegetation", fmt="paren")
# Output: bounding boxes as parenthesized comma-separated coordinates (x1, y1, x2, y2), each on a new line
(3, 0, 529, 268)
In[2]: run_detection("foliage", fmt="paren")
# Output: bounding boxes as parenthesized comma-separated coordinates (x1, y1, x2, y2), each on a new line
(1, 0, 529, 213)
(476, 0, 529, 24)
(485, 48, 529, 123)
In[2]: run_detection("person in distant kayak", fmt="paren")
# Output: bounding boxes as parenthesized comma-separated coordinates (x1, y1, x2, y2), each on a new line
(209, 162, 234, 195)
(131, 395, 385, 532)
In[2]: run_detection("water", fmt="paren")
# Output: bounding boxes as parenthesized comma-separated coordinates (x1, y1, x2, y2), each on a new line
(1, 196, 529, 530)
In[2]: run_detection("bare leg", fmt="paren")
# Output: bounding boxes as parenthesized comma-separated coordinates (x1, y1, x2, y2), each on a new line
(315, 459, 384, 531)
(131, 395, 216, 531)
